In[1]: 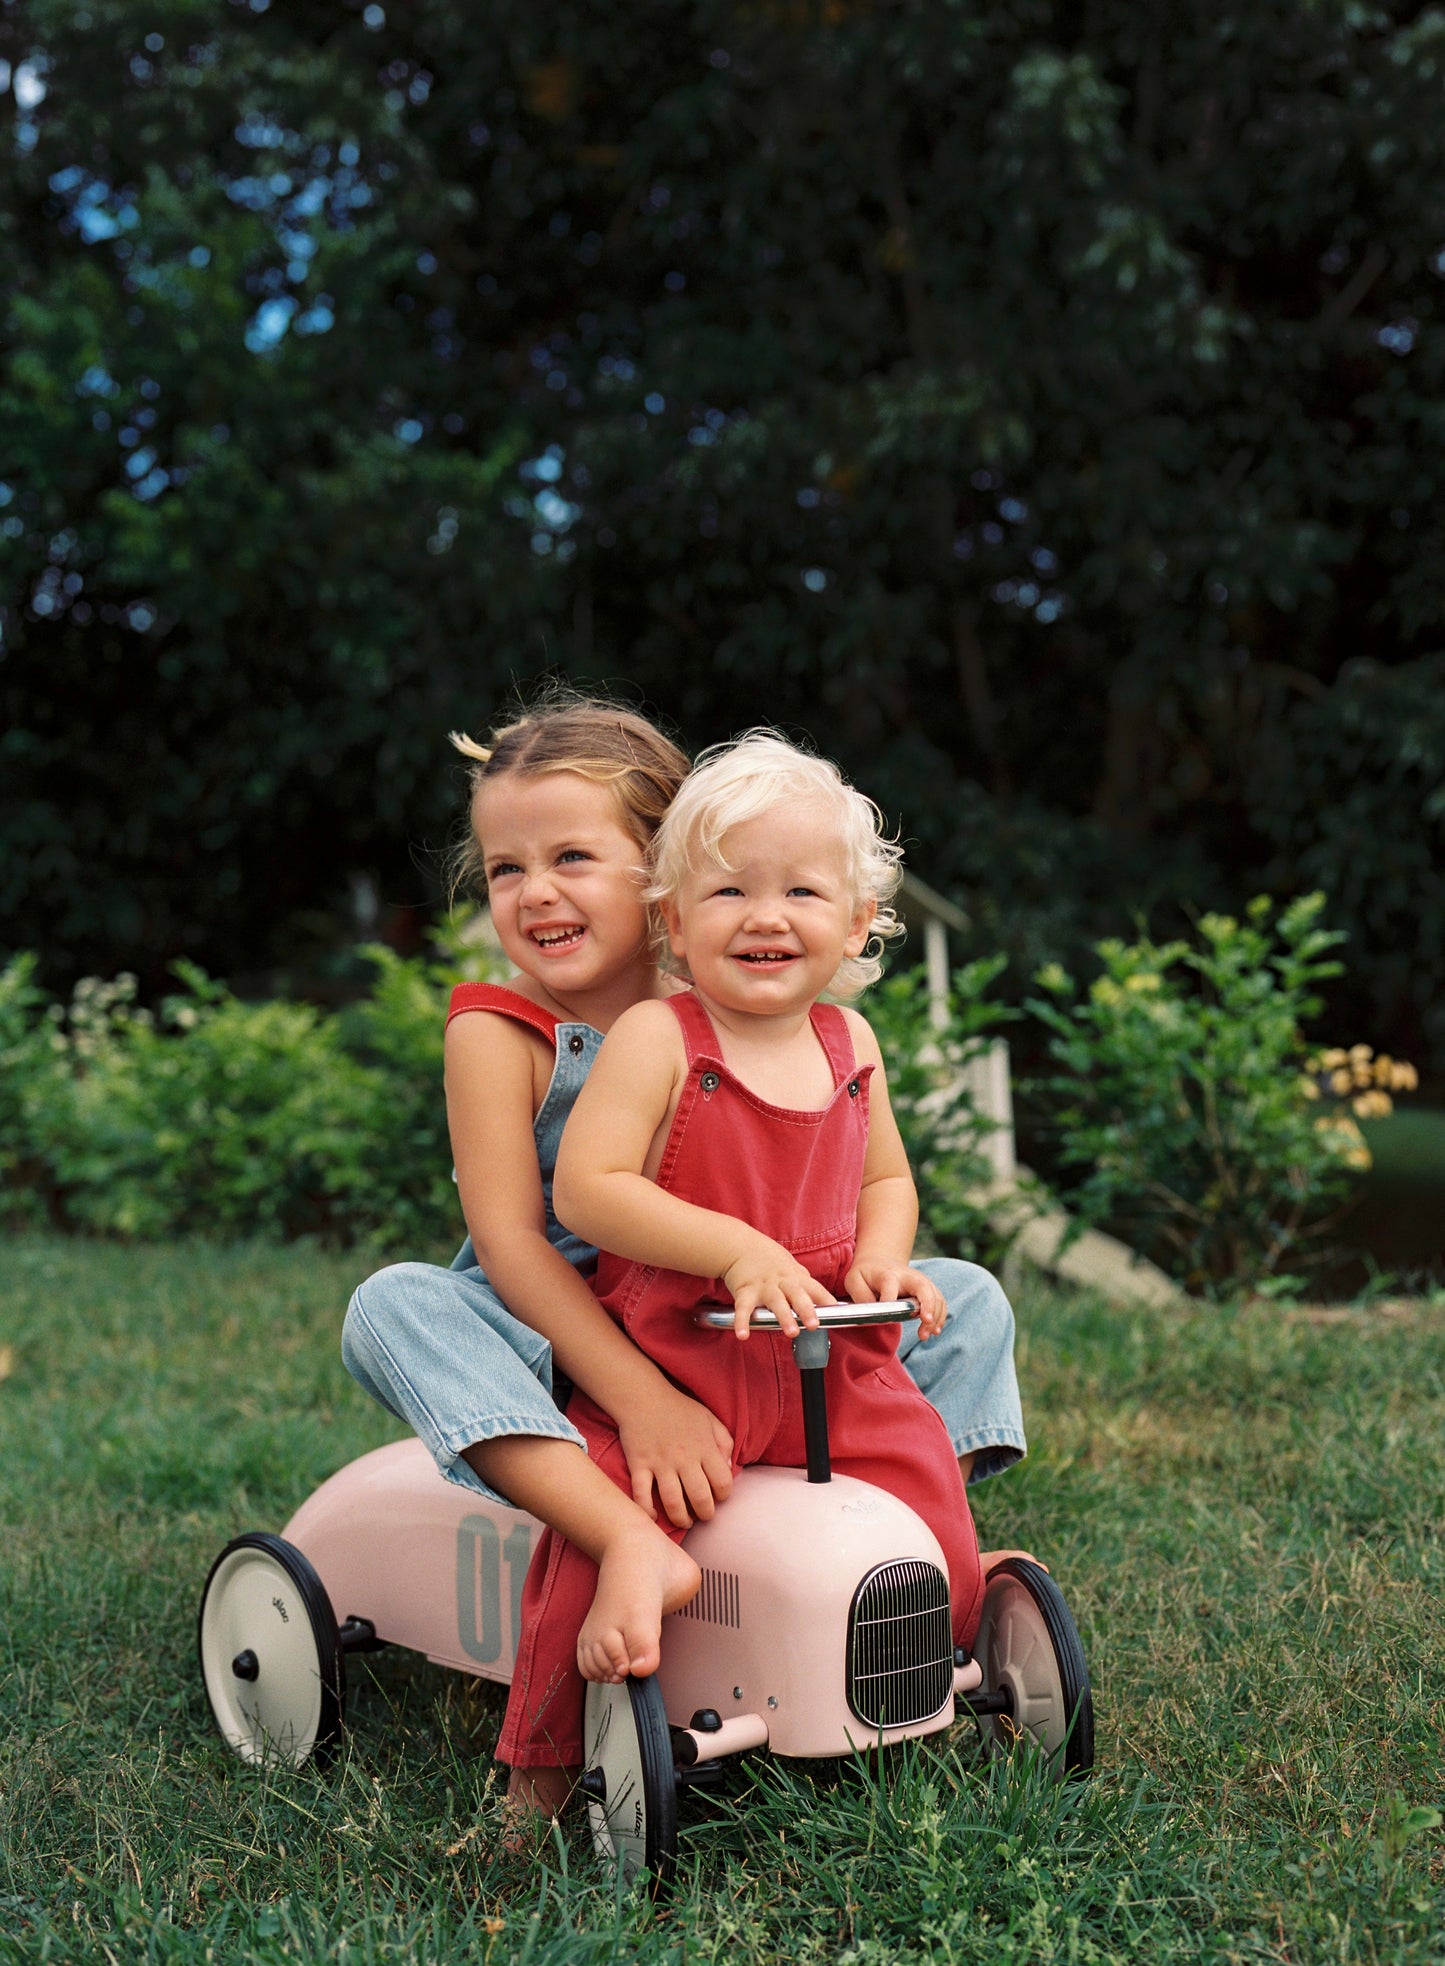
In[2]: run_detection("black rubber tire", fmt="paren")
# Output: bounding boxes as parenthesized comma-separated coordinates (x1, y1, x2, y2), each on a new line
(580, 1674, 678, 1891)
(197, 1532, 345, 1769)
(971, 1557, 1094, 1779)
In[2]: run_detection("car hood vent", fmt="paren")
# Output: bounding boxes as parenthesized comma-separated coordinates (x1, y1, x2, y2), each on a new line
(673, 1567, 740, 1629)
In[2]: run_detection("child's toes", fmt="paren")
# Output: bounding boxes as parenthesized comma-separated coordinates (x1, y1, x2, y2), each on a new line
(578, 1626, 629, 1683)
(625, 1629, 661, 1677)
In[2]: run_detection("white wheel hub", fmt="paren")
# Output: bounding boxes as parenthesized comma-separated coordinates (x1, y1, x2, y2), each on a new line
(199, 1542, 328, 1766)
(976, 1572, 1068, 1754)
(582, 1680, 651, 1879)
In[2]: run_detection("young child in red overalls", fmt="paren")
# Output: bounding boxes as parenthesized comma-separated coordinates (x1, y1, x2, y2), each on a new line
(495, 731, 985, 1784)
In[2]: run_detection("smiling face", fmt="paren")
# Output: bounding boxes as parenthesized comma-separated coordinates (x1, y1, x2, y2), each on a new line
(473, 770, 653, 1009)
(661, 800, 873, 1022)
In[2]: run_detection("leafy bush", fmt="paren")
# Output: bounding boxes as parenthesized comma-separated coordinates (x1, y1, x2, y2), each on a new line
(14, 908, 1394, 1291)
(1, 942, 1021, 1260)
(37, 966, 387, 1241)
(0, 948, 479, 1251)
(0, 952, 69, 1227)
(1028, 894, 1389, 1294)
(867, 958, 1019, 1267)
(329, 943, 466, 1251)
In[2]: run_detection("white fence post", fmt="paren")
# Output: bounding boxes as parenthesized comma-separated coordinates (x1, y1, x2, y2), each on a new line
(962, 1038, 1016, 1185)
(901, 873, 1016, 1188)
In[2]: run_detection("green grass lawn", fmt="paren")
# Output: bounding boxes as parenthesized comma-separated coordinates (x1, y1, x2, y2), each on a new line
(2, 1236, 1442, 1964)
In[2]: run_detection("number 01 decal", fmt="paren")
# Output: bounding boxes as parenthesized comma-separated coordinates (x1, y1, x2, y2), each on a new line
(457, 1516, 533, 1666)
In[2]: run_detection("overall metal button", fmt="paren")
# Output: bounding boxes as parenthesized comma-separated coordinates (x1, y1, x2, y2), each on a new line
(568, 1033, 585, 1055)
(700, 1070, 721, 1093)
(847, 1078, 860, 1097)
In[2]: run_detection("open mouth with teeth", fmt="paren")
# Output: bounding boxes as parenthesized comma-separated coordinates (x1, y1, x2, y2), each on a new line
(530, 925, 587, 951)
(734, 950, 798, 964)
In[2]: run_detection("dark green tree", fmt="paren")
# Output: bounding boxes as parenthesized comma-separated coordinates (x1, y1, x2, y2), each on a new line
(4, 1, 1444, 1054)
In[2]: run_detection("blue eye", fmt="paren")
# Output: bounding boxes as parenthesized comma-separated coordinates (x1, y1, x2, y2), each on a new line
(558, 849, 591, 864)
(488, 861, 521, 880)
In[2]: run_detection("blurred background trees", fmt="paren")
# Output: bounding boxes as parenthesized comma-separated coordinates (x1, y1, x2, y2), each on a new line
(4, 0, 1445, 1066)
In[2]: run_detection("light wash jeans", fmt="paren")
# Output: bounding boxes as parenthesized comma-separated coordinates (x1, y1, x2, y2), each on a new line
(342, 1252, 1025, 1504)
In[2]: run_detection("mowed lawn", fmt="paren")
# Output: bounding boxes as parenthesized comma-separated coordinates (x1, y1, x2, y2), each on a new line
(1, 1236, 1442, 1965)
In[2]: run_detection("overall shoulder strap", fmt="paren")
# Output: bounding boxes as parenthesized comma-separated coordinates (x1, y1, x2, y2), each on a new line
(446, 982, 559, 1047)
(808, 1002, 859, 1084)
(666, 991, 721, 1065)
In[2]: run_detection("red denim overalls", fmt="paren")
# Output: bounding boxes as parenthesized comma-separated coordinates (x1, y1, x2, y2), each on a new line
(497, 991, 984, 1768)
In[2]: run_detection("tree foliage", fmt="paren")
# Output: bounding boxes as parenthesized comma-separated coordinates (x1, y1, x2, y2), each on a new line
(4, 1, 1445, 1054)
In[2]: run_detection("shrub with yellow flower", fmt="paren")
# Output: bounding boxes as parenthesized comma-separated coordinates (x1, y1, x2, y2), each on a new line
(1030, 893, 1407, 1296)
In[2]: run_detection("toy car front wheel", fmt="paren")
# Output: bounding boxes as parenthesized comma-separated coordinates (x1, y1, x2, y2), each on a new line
(198, 1532, 344, 1768)
(579, 1675, 677, 1890)
(970, 1556, 1093, 1777)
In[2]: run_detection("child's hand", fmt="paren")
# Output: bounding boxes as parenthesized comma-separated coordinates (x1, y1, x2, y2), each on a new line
(844, 1256, 947, 1339)
(618, 1386, 735, 1530)
(722, 1232, 836, 1339)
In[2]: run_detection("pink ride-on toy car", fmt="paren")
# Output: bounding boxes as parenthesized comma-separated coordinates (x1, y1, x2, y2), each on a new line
(198, 1302, 1093, 1886)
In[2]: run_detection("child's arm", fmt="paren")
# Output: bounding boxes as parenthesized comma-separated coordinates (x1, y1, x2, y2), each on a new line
(554, 1000, 838, 1339)
(838, 1011, 947, 1339)
(447, 1012, 734, 1528)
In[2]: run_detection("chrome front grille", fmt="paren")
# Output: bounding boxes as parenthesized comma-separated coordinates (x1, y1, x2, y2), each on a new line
(846, 1559, 953, 1729)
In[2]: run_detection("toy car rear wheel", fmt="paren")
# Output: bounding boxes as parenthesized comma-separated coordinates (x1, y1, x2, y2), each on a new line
(198, 1532, 344, 1768)
(971, 1557, 1093, 1777)
(580, 1675, 677, 1890)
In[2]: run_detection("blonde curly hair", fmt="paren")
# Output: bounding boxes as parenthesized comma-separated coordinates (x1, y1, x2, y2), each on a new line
(647, 729, 904, 999)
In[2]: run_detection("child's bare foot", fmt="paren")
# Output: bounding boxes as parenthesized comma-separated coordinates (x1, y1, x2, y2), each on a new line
(500, 1764, 578, 1853)
(577, 1525, 700, 1683)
